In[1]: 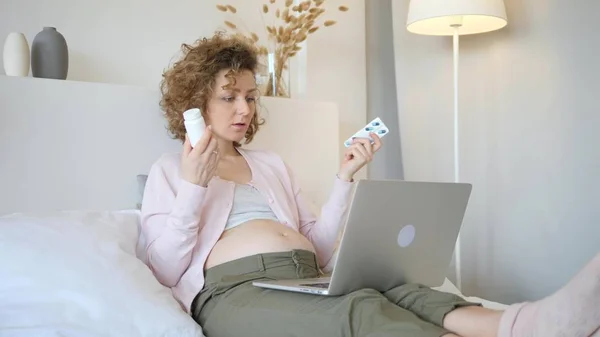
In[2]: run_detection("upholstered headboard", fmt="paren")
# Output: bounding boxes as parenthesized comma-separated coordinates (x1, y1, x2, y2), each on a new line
(0, 76, 340, 215)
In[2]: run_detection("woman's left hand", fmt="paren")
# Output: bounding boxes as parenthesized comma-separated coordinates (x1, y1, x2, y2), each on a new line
(337, 133, 383, 181)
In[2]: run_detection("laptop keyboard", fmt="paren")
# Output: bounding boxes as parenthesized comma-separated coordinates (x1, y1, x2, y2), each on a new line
(300, 282, 330, 288)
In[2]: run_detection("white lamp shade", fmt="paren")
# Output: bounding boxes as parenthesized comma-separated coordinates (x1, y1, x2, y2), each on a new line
(407, 0, 507, 36)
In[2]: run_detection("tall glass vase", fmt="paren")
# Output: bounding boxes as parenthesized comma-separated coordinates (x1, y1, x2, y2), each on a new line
(257, 52, 290, 98)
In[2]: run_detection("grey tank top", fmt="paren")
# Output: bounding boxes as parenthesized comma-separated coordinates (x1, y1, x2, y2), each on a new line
(224, 183, 279, 230)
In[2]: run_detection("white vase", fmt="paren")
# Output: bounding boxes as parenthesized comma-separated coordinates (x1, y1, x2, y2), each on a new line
(3, 32, 30, 76)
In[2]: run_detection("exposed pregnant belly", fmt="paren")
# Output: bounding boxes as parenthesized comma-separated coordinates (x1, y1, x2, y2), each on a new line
(204, 219, 316, 269)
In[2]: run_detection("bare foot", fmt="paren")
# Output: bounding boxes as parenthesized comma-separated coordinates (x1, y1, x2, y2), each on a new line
(443, 306, 503, 337)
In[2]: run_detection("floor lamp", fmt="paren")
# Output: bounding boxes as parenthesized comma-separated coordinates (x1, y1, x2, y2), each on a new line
(406, 0, 508, 291)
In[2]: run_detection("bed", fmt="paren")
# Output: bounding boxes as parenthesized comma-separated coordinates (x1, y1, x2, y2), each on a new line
(0, 75, 506, 337)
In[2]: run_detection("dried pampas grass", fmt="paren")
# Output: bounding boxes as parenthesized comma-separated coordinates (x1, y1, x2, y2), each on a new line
(216, 1, 349, 96)
(224, 21, 237, 29)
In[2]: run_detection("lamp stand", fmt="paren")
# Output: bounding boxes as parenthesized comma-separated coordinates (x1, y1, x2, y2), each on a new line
(407, 0, 508, 296)
(452, 23, 462, 292)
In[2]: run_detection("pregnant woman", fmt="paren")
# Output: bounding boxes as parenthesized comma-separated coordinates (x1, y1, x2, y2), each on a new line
(141, 32, 600, 337)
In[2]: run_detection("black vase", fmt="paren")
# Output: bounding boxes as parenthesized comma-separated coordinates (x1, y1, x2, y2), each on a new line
(31, 27, 69, 80)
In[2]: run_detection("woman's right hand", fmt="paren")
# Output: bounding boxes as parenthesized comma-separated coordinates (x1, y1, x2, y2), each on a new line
(180, 126, 220, 187)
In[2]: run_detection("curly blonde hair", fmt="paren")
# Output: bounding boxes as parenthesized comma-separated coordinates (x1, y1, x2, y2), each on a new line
(159, 32, 264, 146)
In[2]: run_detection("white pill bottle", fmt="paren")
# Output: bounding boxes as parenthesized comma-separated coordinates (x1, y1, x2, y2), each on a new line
(183, 108, 206, 148)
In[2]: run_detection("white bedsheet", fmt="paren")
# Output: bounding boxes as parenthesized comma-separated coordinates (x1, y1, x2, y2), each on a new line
(0, 210, 204, 337)
(434, 278, 509, 310)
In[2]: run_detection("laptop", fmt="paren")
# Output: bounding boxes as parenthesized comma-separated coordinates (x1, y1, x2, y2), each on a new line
(252, 179, 472, 296)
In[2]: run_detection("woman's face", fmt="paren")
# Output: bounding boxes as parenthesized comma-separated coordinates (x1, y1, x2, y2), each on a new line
(205, 69, 258, 144)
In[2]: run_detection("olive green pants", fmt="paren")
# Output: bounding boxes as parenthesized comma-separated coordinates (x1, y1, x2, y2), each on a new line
(191, 249, 478, 337)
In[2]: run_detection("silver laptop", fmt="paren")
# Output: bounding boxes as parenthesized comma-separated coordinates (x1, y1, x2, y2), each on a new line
(252, 179, 472, 295)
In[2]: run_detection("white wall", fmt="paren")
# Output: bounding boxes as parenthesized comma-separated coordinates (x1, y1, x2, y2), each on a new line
(0, 0, 366, 178)
(392, 0, 600, 303)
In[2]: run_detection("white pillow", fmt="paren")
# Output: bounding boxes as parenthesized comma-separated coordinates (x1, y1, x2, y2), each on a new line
(0, 210, 204, 337)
